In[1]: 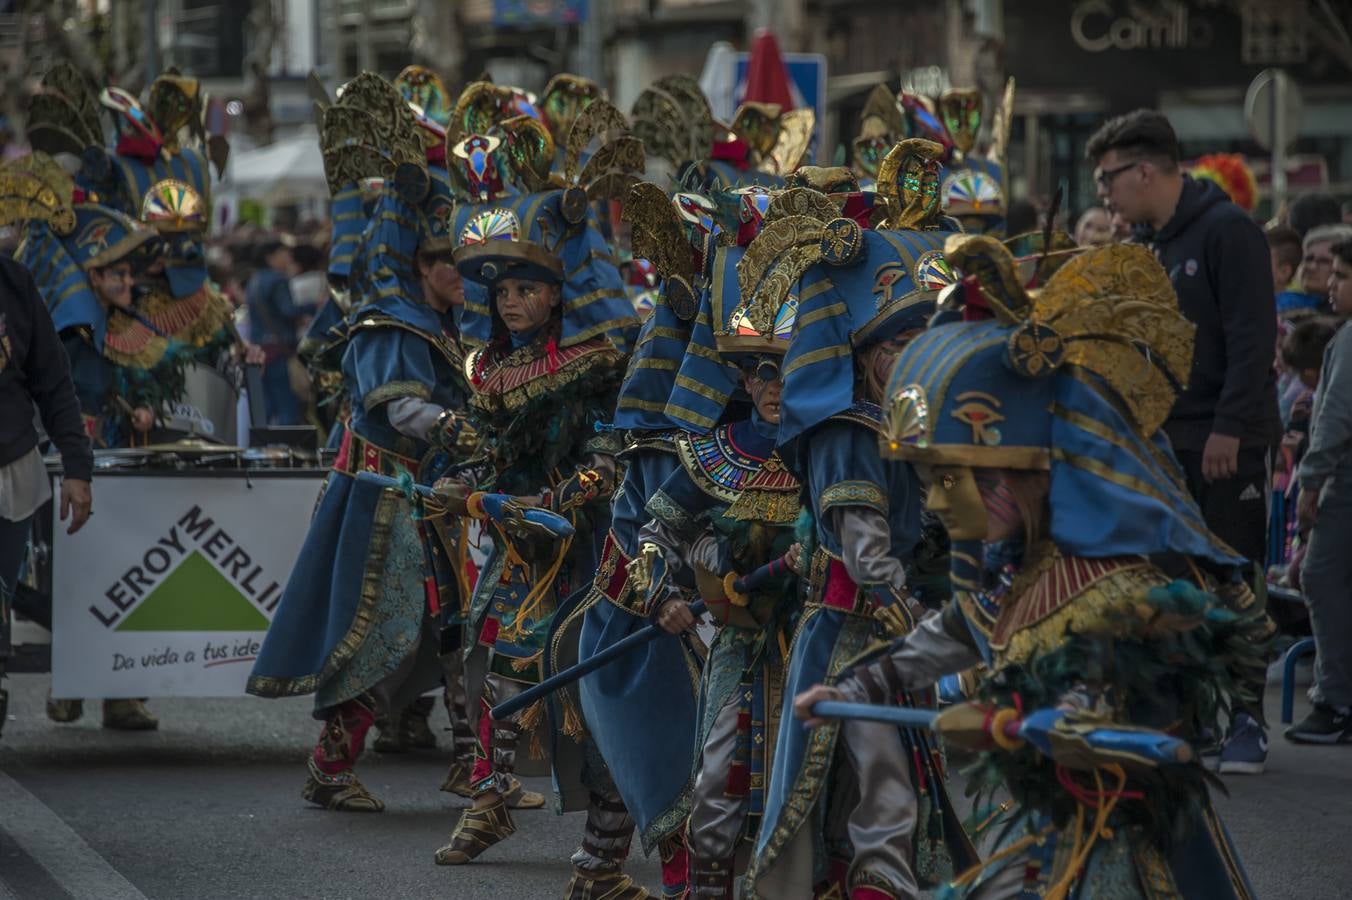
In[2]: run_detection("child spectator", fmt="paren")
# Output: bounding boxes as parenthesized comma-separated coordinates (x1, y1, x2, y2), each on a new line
(1271, 317, 1340, 596)
(1268, 225, 1308, 318)
(1289, 238, 1352, 743)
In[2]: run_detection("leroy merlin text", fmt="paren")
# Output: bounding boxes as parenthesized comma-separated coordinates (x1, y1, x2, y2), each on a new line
(91, 506, 281, 627)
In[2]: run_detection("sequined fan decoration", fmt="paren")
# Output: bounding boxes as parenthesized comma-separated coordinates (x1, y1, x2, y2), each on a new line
(459, 208, 521, 246)
(141, 178, 206, 232)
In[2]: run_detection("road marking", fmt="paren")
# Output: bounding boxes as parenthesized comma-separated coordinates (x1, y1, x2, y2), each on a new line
(0, 770, 149, 900)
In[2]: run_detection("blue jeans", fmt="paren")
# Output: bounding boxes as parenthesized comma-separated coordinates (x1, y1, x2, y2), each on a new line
(262, 356, 301, 426)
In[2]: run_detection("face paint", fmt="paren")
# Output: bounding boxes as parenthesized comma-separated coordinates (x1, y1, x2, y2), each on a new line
(974, 469, 1023, 541)
(495, 278, 558, 333)
(922, 465, 988, 540)
(743, 364, 783, 424)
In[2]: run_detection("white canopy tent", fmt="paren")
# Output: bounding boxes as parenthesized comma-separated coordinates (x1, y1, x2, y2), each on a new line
(215, 126, 327, 228)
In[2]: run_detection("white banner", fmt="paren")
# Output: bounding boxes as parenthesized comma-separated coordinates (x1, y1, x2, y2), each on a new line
(51, 474, 326, 698)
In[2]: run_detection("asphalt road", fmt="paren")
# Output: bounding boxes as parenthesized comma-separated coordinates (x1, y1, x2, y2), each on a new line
(1, 669, 1349, 899)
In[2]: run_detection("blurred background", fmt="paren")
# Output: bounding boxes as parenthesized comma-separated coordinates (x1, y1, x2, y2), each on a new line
(0, 0, 1348, 228)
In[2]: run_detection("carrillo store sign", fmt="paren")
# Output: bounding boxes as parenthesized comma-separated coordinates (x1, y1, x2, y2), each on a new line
(1070, 0, 1215, 53)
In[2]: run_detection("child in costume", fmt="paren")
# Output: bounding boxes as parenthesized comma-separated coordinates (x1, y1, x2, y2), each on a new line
(631, 234, 805, 898)
(247, 74, 475, 812)
(434, 96, 651, 900)
(740, 147, 977, 900)
(797, 234, 1273, 898)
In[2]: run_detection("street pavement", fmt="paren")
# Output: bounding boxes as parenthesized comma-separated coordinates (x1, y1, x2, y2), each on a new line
(1, 668, 1350, 899)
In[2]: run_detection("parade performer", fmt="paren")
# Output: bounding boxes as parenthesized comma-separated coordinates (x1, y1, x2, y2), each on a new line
(741, 147, 978, 900)
(1, 153, 169, 730)
(627, 225, 806, 896)
(555, 178, 727, 899)
(797, 234, 1273, 898)
(247, 74, 475, 812)
(94, 69, 241, 368)
(433, 95, 651, 900)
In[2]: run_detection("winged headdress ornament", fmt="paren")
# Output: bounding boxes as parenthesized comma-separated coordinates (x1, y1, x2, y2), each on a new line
(0, 152, 77, 236)
(736, 186, 862, 339)
(320, 72, 426, 198)
(876, 138, 946, 230)
(26, 63, 104, 158)
(539, 73, 602, 144)
(853, 84, 906, 180)
(557, 99, 644, 222)
(629, 75, 716, 172)
(727, 102, 815, 176)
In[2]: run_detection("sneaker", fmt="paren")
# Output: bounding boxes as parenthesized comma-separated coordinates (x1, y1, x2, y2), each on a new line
(1217, 713, 1267, 774)
(1284, 703, 1352, 745)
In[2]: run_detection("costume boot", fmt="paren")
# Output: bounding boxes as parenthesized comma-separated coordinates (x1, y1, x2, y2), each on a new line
(685, 857, 734, 899)
(372, 710, 405, 753)
(563, 791, 647, 899)
(501, 773, 546, 809)
(302, 699, 383, 811)
(400, 695, 437, 749)
(563, 864, 650, 900)
(439, 756, 475, 797)
(435, 791, 515, 864)
(102, 699, 158, 730)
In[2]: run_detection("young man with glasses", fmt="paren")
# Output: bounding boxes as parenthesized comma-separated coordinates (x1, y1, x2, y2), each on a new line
(1087, 109, 1280, 774)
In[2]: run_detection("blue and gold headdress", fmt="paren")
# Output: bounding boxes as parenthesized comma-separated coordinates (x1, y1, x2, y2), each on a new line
(451, 97, 642, 351)
(882, 236, 1242, 565)
(935, 81, 1013, 235)
(731, 145, 957, 442)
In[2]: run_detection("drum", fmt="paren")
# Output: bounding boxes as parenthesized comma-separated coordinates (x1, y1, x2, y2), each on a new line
(159, 363, 242, 445)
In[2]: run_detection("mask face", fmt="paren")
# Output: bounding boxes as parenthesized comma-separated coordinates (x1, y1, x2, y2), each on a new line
(921, 464, 988, 541)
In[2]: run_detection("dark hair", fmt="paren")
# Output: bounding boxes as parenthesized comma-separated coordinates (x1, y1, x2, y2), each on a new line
(1267, 225, 1302, 274)
(291, 243, 323, 272)
(1281, 316, 1340, 371)
(1334, 238, 1352, 267)
(1085, 109, 1180, 170)
(256, 240, 287, 265)
(1289, 193, 1342, 240)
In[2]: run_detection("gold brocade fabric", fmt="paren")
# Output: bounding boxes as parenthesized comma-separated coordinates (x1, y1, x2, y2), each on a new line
(136, 283, 234, 348)
(102, 310, 172, 370)
(988, 542, 1167, 665)
(466, 337, 620, 414)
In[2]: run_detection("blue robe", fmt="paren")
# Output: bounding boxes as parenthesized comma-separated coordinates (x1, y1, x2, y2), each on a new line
(750, 406, 976, 892)
(576, 435, 703, 853)
(247, 307, 466, 711)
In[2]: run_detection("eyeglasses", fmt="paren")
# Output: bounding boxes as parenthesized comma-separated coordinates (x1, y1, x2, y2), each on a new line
(1095, 160, 1142, 189)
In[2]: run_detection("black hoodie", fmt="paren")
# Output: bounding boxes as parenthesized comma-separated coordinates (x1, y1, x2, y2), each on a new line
(1139, 176, 1280, 451)
(0, 257, 93, 482)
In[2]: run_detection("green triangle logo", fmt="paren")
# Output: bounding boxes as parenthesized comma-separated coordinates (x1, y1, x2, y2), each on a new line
(116, 550, 270, 632)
